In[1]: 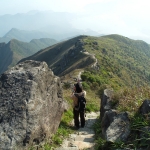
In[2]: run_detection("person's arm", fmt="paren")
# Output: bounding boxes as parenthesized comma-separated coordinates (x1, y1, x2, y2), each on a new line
(82, 91, 86, 97)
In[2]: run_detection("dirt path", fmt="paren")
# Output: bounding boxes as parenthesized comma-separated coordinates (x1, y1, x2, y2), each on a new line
(55, 112, 99, 150)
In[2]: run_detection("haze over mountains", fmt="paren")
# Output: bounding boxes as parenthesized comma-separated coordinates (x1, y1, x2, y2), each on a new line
(0, 10, 100, 43)
(0, 28, 54, 43)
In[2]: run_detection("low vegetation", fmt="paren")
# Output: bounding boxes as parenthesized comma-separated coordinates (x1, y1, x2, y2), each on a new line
(92, 86, 150, 150)
(80, 65, 150, 149)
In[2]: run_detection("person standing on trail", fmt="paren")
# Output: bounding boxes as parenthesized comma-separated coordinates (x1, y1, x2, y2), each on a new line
(71, 80, 86, 128)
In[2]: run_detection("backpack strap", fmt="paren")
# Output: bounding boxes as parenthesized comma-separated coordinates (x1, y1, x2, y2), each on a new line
(74, 93, 79, 98)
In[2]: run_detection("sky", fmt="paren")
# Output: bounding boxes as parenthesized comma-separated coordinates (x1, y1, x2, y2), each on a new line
(0, 0, 150, 43)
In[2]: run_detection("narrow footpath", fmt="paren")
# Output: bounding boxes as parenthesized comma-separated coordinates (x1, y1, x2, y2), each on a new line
(55, 112, 99, 150)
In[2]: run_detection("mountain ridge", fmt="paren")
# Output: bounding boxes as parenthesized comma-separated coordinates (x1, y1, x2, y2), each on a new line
(0, 38, 57, 74)
(19, 34, 150, 88)
(19, 35, 96, 76)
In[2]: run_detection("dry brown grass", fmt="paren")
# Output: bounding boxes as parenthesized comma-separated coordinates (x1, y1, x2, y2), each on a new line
(113, 86, 150, 113)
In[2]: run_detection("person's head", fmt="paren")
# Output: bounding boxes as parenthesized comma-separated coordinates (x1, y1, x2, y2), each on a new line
(74, 83, 82, 93)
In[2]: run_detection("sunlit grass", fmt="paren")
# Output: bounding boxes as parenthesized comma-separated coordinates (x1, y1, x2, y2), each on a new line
(115, 86, 150, 113)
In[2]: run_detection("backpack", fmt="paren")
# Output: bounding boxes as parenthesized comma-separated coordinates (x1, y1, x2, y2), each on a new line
(75, 95, 86, 112)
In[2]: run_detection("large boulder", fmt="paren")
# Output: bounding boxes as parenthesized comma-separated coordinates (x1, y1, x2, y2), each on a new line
(105, 112, 130, 142)
(101, 110, 130, 142)
(0, 60, 65, 150)
(100, 89, 130, 143)
(101, 109, 117, 137)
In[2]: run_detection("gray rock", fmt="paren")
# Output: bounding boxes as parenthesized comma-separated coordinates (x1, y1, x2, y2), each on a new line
(100, 89, 114, 120)
(0, 60, 65, 150)
(105, 112, 130, 142)
(139, 100, 150, 119)
(63, 100, 69, 112)
(101, 109, 117, 137)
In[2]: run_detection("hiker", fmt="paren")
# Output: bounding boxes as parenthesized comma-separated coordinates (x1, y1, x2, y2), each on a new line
(71, 81, 86, 128)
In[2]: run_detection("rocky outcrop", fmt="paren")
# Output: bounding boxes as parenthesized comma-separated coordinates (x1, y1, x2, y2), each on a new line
(0, 60, 65, 150)
(100, 89, 150, 149)
(102, 111, 130, 142)
(100, 89, 114, 121)
(100, 89, 130, 143)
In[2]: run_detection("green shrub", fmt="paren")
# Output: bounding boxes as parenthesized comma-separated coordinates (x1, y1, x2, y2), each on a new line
(88, 76, 96, 83)
(82, 81, 90, 90)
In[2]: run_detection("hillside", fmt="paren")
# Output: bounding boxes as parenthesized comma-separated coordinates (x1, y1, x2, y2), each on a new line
(19, 35, 96, 76)
(2, 34, 150, 149)
(18, 35, 150, 150)
(19, 34, 150, 88)
(0, 38, 57, 74)
(80, 34, 150, 89)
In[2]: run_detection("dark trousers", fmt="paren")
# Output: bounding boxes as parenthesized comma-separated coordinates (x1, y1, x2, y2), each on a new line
(73, 108, 85, 127)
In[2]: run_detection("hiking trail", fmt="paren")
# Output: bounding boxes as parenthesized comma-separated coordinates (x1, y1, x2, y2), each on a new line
(55, 112, 99, 150)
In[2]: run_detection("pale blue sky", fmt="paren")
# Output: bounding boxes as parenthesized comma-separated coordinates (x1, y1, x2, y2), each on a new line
(0, 0, 150, 43)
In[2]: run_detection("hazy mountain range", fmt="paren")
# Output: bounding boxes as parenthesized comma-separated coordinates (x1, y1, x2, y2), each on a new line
(0, 10, 101, 43)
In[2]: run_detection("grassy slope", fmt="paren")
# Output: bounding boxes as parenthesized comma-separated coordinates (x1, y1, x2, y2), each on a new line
(10, 39, 56, 65)
(81, 35, 150, 149)
(82, 35, 150, 89)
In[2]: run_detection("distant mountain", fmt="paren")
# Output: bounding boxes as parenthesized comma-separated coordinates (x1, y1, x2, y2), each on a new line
(2, 28, 54, 42)
(0, 37, 11, 43)
(0, 38, 57, 74)
(0, 28, 102, 43)
(19, 34, 150, 88)
(0, 11, 75, 36)
(0, 11, 100, 42)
